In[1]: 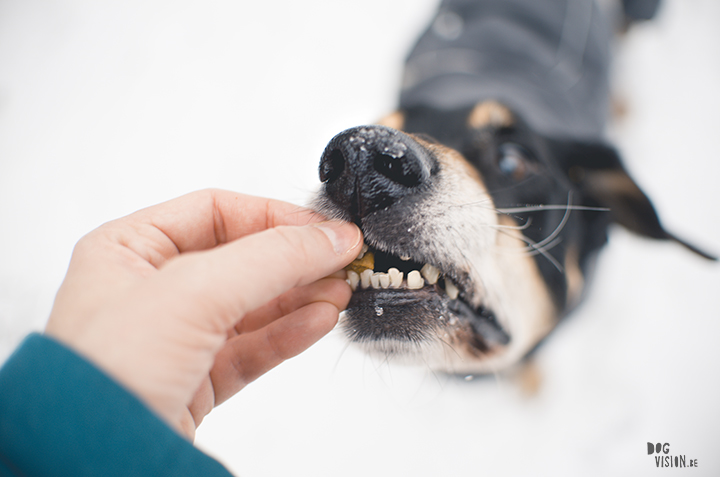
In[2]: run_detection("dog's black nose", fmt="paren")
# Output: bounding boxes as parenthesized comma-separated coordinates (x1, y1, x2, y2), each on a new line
(319, 125, 435, 219)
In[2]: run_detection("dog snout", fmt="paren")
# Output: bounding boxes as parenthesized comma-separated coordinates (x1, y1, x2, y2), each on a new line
(319, 125, 435, 218)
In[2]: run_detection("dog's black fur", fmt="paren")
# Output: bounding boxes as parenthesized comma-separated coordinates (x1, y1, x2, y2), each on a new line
(314, 0, 715, 373)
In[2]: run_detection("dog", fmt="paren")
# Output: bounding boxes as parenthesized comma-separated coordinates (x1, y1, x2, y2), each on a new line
(313, 0, 715, 374)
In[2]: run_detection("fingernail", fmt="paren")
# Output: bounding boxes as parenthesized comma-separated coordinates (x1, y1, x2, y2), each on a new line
(313, 221, 362, 255)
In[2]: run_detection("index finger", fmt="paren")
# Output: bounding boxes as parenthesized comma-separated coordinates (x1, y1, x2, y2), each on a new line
(97, 189, 325, 267)
(140, 189, 323, 251)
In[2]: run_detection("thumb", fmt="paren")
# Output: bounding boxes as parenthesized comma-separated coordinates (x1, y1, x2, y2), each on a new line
(156, 220, 362, 332)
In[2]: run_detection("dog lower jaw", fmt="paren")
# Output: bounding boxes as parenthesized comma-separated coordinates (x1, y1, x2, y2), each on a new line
(343, 318, 521, 375)
(340, 286, 516, 374)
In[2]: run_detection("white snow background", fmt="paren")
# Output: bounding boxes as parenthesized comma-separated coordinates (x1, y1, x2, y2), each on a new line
(1, 1, 718, 475)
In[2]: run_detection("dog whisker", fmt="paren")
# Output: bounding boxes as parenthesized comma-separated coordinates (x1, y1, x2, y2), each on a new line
(491, 226, 564, 272)
(491, 370, 505, 393)
(331, 331, 356, 377)
(425, 367, 446, 392)
(437, 334, 463, 361)
(495, 204, 609, 214)
(530, 191, 574, 251)
(451, 199, 608, 215)
(448, 198, 495, 212)
(522, 237, 564, 272)
(526, 237, 564, 257)
(290, 206, 327, 226)
(487, 193, 573, 272)
(377, 350, 394, 376)
(487, 217, 533, 231)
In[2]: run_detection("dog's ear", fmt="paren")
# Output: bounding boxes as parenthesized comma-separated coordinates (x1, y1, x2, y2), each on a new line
(552, 140, 717, 261)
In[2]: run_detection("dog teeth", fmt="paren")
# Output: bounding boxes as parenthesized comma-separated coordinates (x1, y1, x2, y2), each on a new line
(388, 268, 403, 288)
(346, 270, 359, 291)
(370, 272, 391, 289)
(445, 279, 459, 300)
(407, 270, 424, 289)
(347, 253, 459, 299)
(421, 264, 440, 285)
(360, 269, 373, 289)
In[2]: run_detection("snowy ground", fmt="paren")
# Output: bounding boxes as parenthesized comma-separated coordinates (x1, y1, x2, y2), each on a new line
(1, 1, 718, 475)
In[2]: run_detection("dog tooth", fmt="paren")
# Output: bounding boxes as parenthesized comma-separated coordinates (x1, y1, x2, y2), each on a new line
(407, 270, 423, 289)
(371, 272, 389, 289)
(356, 243, 369, 260)
(360, 269, 373, 289)
(421, 264, 440, 285)
(445, 279, 459, 300)
(346, 270, 359, 291)
(399, 255, 411, 261)
(388, 268, 403, 288)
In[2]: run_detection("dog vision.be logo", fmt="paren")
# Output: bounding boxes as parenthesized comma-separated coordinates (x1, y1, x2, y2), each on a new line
(647, 442, 698, 468)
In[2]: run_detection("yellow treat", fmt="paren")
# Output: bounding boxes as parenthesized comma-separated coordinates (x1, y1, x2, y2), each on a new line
(345, 251, 374, 274)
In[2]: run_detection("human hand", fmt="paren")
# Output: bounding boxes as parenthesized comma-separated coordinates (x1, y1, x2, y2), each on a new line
(44, 189, 362, 440)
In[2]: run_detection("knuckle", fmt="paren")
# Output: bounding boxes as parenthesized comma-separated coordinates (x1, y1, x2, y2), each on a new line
(264, 324, 291, 362)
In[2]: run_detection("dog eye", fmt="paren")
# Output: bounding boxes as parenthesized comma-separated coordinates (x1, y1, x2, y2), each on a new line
(497, 143, 530, 180)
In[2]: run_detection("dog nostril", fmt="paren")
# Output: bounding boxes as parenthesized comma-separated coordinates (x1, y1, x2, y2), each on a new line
(373, 152, 422, 188)
(320, 148, 345, 183)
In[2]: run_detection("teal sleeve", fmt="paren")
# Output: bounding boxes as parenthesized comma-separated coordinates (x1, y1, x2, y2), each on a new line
(0, 333, 233, 477)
